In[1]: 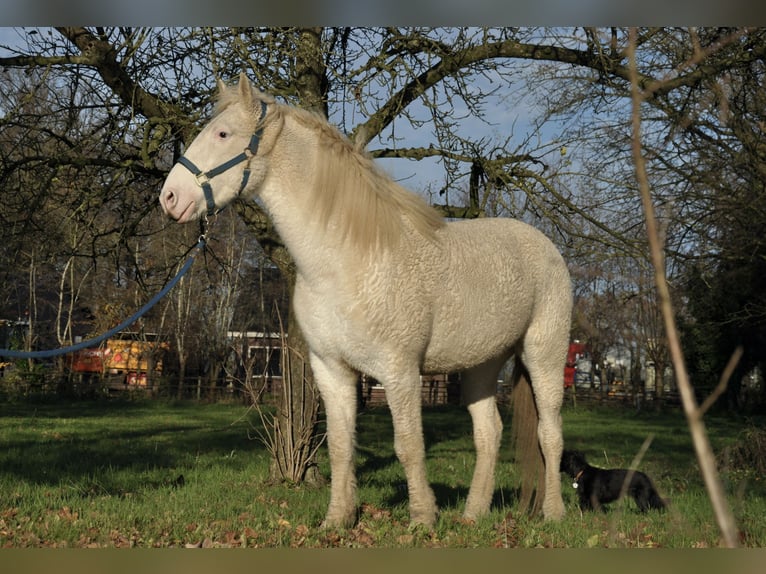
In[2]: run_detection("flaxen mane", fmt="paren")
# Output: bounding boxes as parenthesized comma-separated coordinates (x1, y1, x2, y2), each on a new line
(217, 85, 444, 252)
(291, 107, 445, 251)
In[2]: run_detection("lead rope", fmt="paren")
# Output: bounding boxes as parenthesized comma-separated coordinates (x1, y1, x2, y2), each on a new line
(0, 233, 207, 360)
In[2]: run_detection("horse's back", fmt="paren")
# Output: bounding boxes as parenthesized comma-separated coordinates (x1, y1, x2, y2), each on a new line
(437, 217, 570, 308)
(442, 218, 567, 274)
(422, 217, 571, 373)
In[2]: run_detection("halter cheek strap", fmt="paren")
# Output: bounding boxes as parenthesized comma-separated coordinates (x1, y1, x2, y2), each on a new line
(178, 100, 268, 217)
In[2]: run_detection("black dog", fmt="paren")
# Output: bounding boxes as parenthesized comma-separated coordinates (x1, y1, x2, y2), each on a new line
(560, 450, 666, 512)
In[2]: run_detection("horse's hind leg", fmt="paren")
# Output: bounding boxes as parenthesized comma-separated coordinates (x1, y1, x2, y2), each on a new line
(522, 339, 567, 520)
(381, 369, 437, 526)
(310, 353, 359, 528)
(461, 359, 505, 521)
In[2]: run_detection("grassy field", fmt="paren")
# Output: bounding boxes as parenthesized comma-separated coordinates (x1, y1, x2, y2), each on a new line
(0, 397, 764, 548)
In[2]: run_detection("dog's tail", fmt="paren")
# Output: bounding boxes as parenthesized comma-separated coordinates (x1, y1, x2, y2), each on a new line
(510, 356, 545, 515)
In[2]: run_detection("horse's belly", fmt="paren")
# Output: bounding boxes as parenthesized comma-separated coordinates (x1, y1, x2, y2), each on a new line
(422, 304, 531, 373)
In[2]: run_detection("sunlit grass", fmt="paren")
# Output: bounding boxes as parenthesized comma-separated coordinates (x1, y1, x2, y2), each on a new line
(0, 398, 763, 547)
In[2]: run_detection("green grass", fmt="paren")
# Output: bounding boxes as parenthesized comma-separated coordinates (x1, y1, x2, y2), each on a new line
(0, 398, 764, 547)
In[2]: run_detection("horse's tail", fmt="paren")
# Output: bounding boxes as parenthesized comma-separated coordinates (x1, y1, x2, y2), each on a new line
(509, 355, 545, 515)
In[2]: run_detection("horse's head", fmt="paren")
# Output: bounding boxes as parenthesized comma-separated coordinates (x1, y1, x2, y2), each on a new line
(160, 72, 274, 222)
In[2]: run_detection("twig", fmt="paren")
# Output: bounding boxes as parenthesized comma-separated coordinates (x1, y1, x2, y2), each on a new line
(698, 346, 743, 418)
(608, 434, 655, 546)
(626, 28, 739, 548)
(620, 434, 654, 502)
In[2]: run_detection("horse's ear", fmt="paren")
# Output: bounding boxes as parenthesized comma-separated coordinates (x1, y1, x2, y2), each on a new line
(238, 71, 253, 102)
(215, 78, 226, 94)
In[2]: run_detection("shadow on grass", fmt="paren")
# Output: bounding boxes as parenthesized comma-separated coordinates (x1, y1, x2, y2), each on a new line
(0, 398, 267, 490)
(359, 477, 519, 518)
(355, 405, 523, 515)
(3, 398, 760, 509)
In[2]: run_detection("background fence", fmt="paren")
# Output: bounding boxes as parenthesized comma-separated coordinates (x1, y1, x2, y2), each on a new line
(0, 366, 689, 411)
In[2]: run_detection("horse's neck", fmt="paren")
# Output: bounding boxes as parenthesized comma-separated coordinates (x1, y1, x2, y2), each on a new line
(256, 117, 357, 278)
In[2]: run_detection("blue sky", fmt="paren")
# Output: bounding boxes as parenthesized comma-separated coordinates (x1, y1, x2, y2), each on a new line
(373, 105, 557, 200)
(365, 69, 565, 199)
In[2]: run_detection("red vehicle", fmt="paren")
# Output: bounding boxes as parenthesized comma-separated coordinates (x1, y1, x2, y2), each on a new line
(66, 333, 169, 388)
(564, 341, 588, 388)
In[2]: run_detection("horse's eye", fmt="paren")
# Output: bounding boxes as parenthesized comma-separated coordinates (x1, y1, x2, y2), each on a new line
(218, 131, 228, 139)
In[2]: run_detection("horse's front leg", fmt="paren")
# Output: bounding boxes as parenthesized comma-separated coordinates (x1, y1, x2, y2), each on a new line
(310, 353, 359, 528)
(382, 371, 437, 526)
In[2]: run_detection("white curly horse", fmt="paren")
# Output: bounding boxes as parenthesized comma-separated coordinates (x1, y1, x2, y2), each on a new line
(160, 73, 572, 527)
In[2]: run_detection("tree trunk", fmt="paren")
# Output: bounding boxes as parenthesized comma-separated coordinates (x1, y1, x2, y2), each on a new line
(268, 299, 324, 485)
(233, 28, 329, 484)
(177, 357, 186, 400)
(234, 199, 324, 485)
(653, 358, 665, 411)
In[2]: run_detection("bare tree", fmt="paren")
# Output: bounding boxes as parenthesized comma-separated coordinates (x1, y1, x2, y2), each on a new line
(625, 26, 742, 548)
(2, 31, 765, 526)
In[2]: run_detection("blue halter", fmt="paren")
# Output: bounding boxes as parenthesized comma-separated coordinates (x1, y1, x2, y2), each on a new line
(177, 100, 268, 216)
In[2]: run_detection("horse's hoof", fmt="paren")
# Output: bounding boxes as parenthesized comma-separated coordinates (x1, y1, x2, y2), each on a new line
(463, 499, 491, 522)
(409, 508, 438, 527)
(320, 512, 356, 529)
(543, 501, 565, 521)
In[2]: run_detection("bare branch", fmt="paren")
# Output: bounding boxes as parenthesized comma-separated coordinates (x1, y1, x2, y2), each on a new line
(698, 346, 744, 418)
(627, 27, 739, 549)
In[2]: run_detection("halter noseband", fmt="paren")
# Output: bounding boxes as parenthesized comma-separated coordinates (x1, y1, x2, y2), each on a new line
(177, 100, 268, 217)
